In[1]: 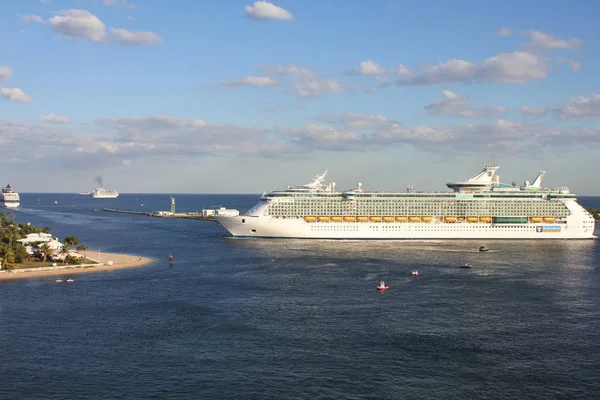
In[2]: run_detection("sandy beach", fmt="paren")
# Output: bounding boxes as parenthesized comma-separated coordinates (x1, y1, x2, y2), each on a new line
(0, 252, 154, 281)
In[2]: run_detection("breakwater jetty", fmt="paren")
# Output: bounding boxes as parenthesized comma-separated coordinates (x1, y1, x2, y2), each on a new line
(103, 208, 217, 222)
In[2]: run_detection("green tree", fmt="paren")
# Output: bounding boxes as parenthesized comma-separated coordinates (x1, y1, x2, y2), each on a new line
(43, 226, 51, 234)
(77, 244, 89, 260)
(61, 243, 71, 265)
(14, 245, 29, 263)
(63, 236, 80, 247)
(39, 244, 53, 263)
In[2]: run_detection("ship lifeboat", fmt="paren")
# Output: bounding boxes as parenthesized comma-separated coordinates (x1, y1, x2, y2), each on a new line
(377, 281, 389, 291)
(395, 216, 407, 222)
(318, 216, 330, 222)
(343, 216, 356, 222)
(357, 216, 368, 222)
(330, 216, 342, 222)
(370, 216, 382, 222)
(408, 216, 421, 222)
(466, 217, 478, 223)
(304, 216, 316, 222)
(479, 217, 491, 223)
(421, 216, 432, 222)
(444, 216, 457, 223)
(383, 216, 395, 222)
(529, 217, 542, 223)
(542, 217, 555, 223)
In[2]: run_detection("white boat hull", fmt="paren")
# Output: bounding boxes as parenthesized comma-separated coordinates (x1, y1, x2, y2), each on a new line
(3, 202, 19, 208)
(216, 217, 595, 239)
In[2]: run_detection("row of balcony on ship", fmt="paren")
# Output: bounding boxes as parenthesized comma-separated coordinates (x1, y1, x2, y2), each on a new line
(301, 216, 559, 223)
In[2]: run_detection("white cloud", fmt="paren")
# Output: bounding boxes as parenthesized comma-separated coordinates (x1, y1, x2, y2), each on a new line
(47, 9, 108, 42)
(0, 66, 13, 83)
(519, 30, 581, 52)
(557, 57, 581, 71)
(232, 64, 343, 98)
(394, 64, 411, 76)
(21, 15, 44, 24)
(555, 94, 600, 120)
(104, 0, 135, 7)
(1, 88, 32, 103)
(520, 106, 547, 117)
(357, 60, 386, 76)
(244, 1, 293, 21)
(291, 77, 342, 99)
(221, 76, 280, 88)
(110, 28, 163, 45)
(40, 114, 70, 124)
(498, 27, 512, 37)
(426, 90, 507, 118)
(33, 10, 162, 46)
(260, 64, 313, 77)
(395, 51, 549, 85)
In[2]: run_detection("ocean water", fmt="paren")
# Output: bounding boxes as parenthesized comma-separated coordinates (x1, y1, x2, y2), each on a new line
(1, 194, 600, 399)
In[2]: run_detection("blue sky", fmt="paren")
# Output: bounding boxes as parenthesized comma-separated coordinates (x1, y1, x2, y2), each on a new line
(1, 0, 599, 194)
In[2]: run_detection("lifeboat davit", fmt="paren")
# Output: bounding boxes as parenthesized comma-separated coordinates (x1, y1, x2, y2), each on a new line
(377, 281, 389, 290)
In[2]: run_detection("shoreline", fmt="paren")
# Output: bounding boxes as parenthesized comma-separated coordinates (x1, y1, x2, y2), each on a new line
(0, 252, 154, 281)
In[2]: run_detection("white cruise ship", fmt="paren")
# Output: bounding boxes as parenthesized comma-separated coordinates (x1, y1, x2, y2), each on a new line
(92, 188, 119, 198)
(1, 183, 20, 208)
(215, 166, 596, 239)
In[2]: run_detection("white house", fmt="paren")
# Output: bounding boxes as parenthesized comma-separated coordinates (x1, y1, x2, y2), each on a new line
(214, 207, 240, 217)
(154, 211, 174, 216)
(202, 209, 216, 217)
(18, 232, 52, 244)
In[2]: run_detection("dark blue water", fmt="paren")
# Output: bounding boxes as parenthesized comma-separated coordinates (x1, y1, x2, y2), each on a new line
(1, 194, 600, 399)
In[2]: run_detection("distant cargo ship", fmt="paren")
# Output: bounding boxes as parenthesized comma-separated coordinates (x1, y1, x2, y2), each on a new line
(92, 188, 119, 199)
(215, 165, 596, 239)
(1, 183, 20, 208)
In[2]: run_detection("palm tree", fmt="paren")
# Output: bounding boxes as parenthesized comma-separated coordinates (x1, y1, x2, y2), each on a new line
(77, 244, 89, 261)
(39, 243, 52, 263)
(61, 243, 70, 265)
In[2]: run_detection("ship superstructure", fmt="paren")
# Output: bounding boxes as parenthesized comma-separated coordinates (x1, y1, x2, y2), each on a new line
(1, 183, 20, 208)
(92, 188, 119, 199)
(216, 166, 596, 239)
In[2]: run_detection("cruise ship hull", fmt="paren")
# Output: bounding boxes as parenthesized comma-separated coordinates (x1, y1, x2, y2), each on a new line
(92, 193, 119, 199)
(216, 216, 596, 239)
(2, 195, 20, 208)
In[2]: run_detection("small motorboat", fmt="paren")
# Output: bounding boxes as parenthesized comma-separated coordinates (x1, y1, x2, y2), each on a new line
(411, 270, 419, 277)
(66, 278, 74, 282)
(55, 279, 63, 283)
(478, 245, 489, 252)
(376, 280, 389, 290)
(461, 263, 473, 269)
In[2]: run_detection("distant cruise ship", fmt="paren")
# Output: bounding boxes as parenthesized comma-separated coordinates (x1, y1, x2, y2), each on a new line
(92, 188, 119, 198)
(1, 183, 20, 208)
(215, 165, 596, 239)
